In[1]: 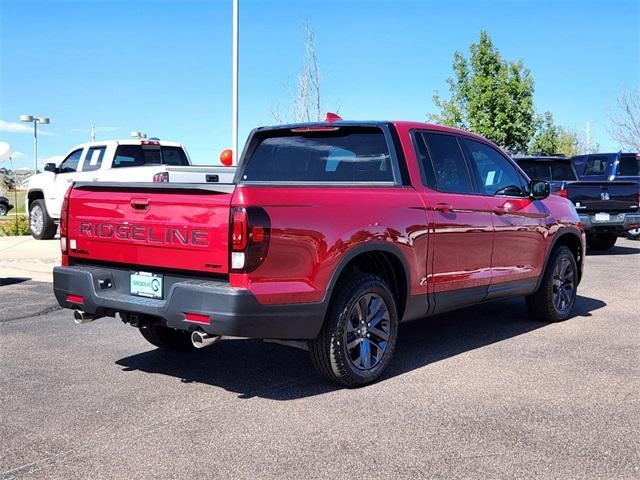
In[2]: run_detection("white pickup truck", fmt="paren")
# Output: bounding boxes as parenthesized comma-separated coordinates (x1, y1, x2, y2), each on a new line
(26, 139, 236, 239)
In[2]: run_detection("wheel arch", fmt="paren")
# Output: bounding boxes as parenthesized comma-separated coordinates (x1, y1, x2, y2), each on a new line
(322, 243, 411, 321)
(537, 227, 584, 289)
(27, 189, 45, 210)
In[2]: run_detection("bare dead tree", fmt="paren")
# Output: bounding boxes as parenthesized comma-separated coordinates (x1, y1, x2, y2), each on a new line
(271, 21, 323, 123)
(608, 88, 640, 151)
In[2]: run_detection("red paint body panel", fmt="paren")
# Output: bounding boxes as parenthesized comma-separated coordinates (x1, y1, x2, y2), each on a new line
(63, 120, 584, 317)
(67, 188, 232, 274)
(230, 186, 428, 304)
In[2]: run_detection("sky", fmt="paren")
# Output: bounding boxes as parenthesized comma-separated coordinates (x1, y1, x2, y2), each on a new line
(0, 0, 638, 170)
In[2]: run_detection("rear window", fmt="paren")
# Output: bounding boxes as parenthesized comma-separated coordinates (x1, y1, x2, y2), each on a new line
(516, 160, 577, 181)
(583, 156, 610, 176)
(617, 154, 640, 176)
(550, 161, 577, 180)
(240, 127, 394, 183)
(112, 145, 189, 168)
(518, 160, 551, 180)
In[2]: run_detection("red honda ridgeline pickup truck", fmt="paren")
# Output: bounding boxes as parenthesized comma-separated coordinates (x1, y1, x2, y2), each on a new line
(53, 121, 585, 386)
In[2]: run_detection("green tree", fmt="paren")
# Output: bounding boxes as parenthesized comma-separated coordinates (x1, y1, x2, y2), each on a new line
(430, 31, 536, 152)
(529, 111, 579, 156)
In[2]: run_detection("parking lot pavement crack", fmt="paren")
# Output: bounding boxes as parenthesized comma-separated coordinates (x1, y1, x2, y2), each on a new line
(0, 373, 315, 480)
(0, 305, 62, 323)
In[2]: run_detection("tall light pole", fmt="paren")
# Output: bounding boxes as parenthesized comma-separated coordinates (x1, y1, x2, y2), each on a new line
(232, 0, 239, 164)
(20, 114, 50, 173)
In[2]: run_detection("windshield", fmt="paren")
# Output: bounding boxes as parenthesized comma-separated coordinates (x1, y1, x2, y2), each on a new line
(241, 127, 394, 183)
(112, 145, 189, 168)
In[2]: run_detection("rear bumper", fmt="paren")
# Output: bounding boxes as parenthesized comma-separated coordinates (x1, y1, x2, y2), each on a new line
(578, 213, 640, 233)
(53, 265, 326, 340)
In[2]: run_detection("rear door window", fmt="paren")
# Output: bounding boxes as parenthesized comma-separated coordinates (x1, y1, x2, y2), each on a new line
(81, 146, 106, 172)
(241, 127, 394, 183)
(420, 133, 473, 194)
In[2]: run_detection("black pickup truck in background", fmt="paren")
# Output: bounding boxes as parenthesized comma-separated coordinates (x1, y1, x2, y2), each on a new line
(514, 154, 640, 251)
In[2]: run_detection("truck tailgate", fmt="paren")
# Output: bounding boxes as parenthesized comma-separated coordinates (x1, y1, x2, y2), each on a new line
(567, 181, 639, 212)
(67, 183, 234, 274)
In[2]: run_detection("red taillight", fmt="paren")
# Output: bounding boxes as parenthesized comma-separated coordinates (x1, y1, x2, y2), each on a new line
(66, 294, 84, 304)
(60, 186, 72, 254)
(141, 140, 160, 146)
(229, 207, 270, 272)
(231, 208, 248, 251)
(153, 172, 169, 182)
(558, 188, 568, 198)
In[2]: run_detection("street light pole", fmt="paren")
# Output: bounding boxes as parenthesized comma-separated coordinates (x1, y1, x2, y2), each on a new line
(20, 114, 50, 173)
(232, 0, 239, 164)
(33, 119, 38, 172)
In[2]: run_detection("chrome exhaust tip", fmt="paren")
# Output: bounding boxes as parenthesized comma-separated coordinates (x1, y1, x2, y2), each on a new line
(73, 310, 101, 325)
(191, 330, 221, 349)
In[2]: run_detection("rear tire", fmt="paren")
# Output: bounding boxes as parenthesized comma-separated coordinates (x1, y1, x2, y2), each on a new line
(139, 324, 194, 351)
(0, 204, 7, 216)
(526, 245, 577, 322)
(309, 274, 398, 387)
(586, 233, 617, 251)
(29, 199, 57, 240)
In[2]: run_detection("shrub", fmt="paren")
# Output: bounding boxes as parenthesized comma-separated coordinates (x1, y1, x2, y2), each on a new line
(0, 215, 30, 236)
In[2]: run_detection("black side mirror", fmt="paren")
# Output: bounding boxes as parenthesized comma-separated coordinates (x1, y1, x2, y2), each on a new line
(529, 179, 550, 200)
(44, 163, 58, 173)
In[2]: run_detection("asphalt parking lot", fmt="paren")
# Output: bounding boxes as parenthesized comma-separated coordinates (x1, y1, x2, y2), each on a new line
(1, 238, 638, 479)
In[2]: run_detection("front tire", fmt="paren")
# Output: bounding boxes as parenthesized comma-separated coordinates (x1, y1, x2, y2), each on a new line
(309, 274, 398, 387)
(0, 204, 7, 216)
(526, 245, 578, 322)
(29, 199, 57, 240)
(586, 233, 617, 251)
(139, 324, 194, 351)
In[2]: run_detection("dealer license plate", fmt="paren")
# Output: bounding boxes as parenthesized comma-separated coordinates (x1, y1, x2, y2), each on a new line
(130, 271, 163, 299)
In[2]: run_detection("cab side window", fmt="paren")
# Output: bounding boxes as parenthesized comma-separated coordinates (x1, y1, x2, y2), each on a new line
(81, 147, 106, 172)
(420, 133, 474, 194)
(59, 150, 83, 174)
(464, 139, 527, 197)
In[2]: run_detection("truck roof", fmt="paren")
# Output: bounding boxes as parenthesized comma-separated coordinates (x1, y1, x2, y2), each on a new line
(255, 120, 495, 146)
(513, 155, 570, 161)
(70, 139, 184, 149)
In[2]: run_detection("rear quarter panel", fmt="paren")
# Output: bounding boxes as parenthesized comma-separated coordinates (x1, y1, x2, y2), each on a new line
(231, 186, 429, 305)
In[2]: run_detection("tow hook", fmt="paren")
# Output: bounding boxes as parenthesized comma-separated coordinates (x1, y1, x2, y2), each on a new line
(73, 310, 102, 325)
(191, 330, 222, 349)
